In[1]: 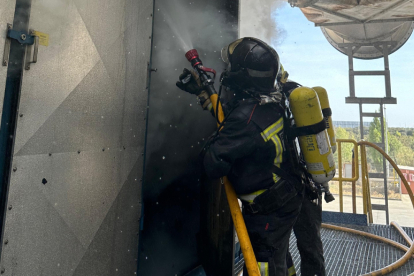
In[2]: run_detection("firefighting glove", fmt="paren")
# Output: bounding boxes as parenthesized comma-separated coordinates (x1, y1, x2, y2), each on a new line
(176, 68, 212, 111)
(176, 68, 204, 95)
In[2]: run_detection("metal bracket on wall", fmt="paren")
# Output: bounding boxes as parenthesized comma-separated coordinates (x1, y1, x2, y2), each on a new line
(2, 24, 39, 70)
(25, 29, 39, 70)
(2, 24, 13, 66)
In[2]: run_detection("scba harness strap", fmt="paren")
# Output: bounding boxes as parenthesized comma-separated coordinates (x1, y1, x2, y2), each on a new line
(243, 83, 325, 214)
(287, 119, 327, 139)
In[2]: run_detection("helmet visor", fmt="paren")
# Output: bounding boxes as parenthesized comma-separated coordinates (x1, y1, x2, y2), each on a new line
(221, 46, 229, 64)
(221, 38, 243, 65)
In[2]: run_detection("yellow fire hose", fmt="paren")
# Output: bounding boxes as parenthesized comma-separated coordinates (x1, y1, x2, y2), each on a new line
(391, 221, 413, 247)
(323, 140, 414, 275)
(209, 94, 261, 276)
(365, 229, 414, 276)
(322, 223, 411, 254)
(322, 223, 414, 276)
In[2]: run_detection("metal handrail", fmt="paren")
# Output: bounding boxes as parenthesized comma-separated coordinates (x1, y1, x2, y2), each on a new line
(332, 139, 360, 182)
(358, 140, 414, 210)
(332, 139, 414, 220)
(333, 139, 360, 212)
(360, 143, 373, 223)
(325, 139, 414, 275)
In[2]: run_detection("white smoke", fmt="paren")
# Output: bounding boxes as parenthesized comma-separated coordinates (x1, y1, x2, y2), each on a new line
(239, 0, 287, 46)
(159, 0, 238, 52)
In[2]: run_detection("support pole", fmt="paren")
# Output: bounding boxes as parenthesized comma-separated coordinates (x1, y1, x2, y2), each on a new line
(338, 142, 343, 213)
(352, 149, 357, 214)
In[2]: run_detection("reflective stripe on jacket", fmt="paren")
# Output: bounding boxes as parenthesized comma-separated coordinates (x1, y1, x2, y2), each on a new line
(203, 98, 285, 195)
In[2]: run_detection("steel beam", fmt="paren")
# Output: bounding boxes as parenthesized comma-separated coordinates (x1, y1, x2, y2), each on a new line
(345, 97, 397, 104)
(371, 204, 388, 211)
(350, 71, 386, 76)
(364, 0, 410, 22)
(338, 42, 398, 48)
(311, 4, 362, 23)
(316, 17, 414, 27)
(380, 104, 390, 225)
(362, 112, 382, 118)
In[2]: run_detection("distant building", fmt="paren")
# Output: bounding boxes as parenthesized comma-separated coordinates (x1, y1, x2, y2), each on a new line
(398, 165, 414, 195)
(333, 121, 371, 129)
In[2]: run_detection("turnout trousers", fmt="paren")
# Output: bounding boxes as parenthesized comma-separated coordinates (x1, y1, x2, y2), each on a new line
(242, 192, 303, 276)
(293, 195, 326, 276)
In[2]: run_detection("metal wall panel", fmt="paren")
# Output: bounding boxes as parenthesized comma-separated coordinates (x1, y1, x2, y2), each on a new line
(0, 0, 16, 129)
(138, 0, 239, 275)
(0, 0, 153, 275)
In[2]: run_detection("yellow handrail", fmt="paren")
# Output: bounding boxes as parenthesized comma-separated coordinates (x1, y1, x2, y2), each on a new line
(333, 139, 359, 212)
(332, 139, 360, 182)
(324, 139, 414, 275)
(209, 94, 261, 276)
(332, 139, 414, 222)
(358, 141, 414, 210)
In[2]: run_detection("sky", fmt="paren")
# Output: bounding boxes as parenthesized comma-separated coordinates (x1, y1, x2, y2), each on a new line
(240, 1, 414, 128)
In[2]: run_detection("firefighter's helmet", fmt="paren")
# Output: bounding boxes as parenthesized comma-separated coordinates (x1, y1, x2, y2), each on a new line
(221, 37, 280, 93)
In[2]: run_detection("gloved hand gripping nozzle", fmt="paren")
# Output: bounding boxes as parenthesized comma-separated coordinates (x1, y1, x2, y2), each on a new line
(176, 68, 212, 111)
(176, 49, 224, 121)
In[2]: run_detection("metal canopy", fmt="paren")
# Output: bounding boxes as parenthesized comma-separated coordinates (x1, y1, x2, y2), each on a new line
(296, 0, 414, 59)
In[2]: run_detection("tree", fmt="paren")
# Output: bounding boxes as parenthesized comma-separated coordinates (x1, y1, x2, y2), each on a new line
(388, 132, 402, 158)
(395, 145, 414, 166)
(334, 127, 355, 164)
(367, 118, 414, 168)
(368, 117, 383, 171)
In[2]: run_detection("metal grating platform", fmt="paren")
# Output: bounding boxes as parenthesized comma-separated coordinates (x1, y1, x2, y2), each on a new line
(290, 224, 414, 276)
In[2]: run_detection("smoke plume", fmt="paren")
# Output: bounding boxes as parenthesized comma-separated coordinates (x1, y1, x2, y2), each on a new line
(239, 0, 287, 46)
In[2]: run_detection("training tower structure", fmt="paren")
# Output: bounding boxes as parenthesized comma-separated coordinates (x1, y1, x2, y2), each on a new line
(291, 0, 414, 224)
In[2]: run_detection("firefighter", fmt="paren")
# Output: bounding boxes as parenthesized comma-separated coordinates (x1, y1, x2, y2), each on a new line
(177, 37, 304, 276)
(280, 80, 326, 276)
(294, 193, 325, 276)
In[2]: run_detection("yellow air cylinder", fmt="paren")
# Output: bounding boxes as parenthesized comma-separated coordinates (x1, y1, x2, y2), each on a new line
(313, 86, 337, 153)
(289, 87, 335, 184)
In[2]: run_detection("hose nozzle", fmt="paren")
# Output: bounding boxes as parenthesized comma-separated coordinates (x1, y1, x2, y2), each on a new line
(185, 49, 199, 62)
(185, 49, 216, 79)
